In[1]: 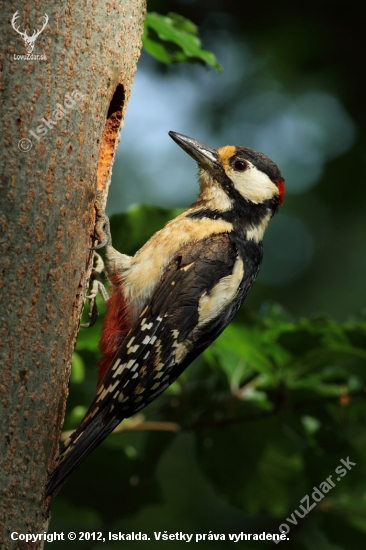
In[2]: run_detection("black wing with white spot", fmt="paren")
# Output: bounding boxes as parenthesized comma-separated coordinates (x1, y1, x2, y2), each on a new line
(46, 232, 259, 503)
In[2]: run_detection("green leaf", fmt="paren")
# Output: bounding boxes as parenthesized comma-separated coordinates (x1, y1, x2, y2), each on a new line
(109, 204, 182, 257)
(143, 12, 222, 71)
(68, 405, 88, 425)
(213, 323, 276, 377)
(70, 352, 85, 383)
(301, 414, 321, 435)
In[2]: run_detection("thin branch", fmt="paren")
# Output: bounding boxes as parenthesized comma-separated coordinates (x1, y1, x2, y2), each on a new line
(60, 414, 180, 441)
(60, 388, 366, 440)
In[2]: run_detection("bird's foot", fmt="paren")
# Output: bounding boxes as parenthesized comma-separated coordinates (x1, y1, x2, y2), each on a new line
(91, 192, 112, 250)
(81, 252, 110, 328)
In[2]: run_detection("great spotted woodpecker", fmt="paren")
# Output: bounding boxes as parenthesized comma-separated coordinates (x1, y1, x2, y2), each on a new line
(45, 131, 284, 503)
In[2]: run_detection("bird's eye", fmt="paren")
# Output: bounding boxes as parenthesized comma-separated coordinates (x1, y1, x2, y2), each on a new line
(233, 160, 248, 171)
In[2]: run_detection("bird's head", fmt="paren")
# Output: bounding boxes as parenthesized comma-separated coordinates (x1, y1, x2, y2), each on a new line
(169, 131, 285, 219)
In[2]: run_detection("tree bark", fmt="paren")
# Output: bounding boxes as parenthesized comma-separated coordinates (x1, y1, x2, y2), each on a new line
(0, 0, 146, 546)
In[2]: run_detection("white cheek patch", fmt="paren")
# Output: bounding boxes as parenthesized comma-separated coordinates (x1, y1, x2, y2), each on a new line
(228, 165, 279, 204)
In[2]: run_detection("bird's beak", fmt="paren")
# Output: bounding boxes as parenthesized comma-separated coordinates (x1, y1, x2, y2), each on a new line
(169, 131, 220, 170)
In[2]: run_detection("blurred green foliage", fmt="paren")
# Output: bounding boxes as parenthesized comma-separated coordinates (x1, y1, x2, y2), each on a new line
(48, 206, 366, 549)
(143, 12, 221, 70)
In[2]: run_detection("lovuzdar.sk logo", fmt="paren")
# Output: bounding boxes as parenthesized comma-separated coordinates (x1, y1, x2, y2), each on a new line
(11, 10, 48, 58)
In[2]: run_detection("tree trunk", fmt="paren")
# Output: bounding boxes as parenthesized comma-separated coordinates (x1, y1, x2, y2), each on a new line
(0, 0, 146, 546)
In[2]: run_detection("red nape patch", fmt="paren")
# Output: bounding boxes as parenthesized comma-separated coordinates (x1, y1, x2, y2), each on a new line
(276, 178, 285, 206)
(98, 275, 131, 386)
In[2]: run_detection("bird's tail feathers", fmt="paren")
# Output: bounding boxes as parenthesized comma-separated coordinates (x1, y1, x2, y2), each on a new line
(45, 415, 120, 506)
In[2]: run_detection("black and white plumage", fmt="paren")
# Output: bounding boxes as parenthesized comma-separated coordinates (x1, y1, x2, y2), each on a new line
(45, 131, 285, 503)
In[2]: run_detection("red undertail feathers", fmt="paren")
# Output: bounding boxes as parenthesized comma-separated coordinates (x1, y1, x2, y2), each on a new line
(98, 273, 131, 385)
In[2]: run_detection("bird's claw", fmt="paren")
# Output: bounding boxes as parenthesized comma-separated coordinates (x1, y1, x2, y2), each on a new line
(91, 192, 112, 250)
(81, 252, 110, 329)
(90, 237, 109, 251)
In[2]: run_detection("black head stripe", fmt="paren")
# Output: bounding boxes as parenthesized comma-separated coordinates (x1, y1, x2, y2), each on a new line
(187, 198, 276, 238)
(198, 166, 279, 226)
(233, 147, 283, 183)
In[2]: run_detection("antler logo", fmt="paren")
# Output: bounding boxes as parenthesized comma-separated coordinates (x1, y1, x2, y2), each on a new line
(11, 11, 48, 54)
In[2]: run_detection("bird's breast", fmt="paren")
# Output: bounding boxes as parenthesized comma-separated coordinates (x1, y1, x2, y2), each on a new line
(122, 214, 234, 312)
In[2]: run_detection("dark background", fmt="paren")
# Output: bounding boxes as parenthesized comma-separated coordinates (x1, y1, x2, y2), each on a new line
(47, 1, 366, 548)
